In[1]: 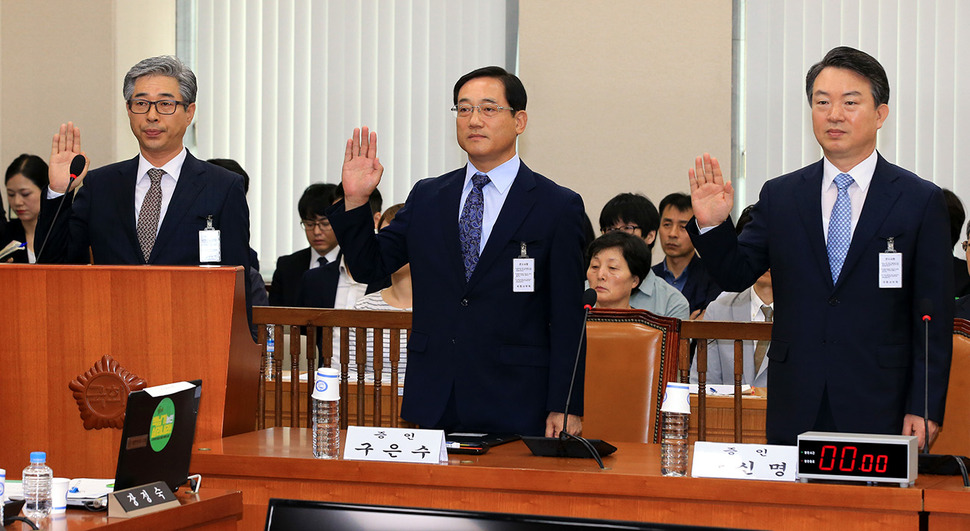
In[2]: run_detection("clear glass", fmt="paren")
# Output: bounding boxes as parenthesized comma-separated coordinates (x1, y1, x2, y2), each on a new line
(661, 412, 689, 477)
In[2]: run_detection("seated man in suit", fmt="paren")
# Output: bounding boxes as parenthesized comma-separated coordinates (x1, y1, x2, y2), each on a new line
(597, 193, 689, 319)
(944, 189, 970, 298)
(690, 205, 773, 386)
(37, 56, 252, 320)
(653, 192, 722, 319)
(330, 66, 588, 437)
(269, 183, 338, 307)
(688, 46, 952, 448)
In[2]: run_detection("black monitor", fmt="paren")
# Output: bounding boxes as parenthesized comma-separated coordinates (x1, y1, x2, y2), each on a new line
(265, 499, 744, 530)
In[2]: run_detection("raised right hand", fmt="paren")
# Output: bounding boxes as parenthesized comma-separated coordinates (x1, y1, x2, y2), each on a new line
(688, 153, 733, 228)
(49, 122, 89, 194)
(340, 126, 383, 210)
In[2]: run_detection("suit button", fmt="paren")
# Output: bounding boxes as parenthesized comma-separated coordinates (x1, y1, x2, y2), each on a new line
(461, 299, 469, 307)
(828, 297, 839, 306)
(452, 338, 456, 344)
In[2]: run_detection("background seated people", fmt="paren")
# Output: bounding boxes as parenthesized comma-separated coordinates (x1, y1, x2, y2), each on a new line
(958, 219, 970, 319)
(586, 231, 652, 309)
(597, 192, 689, 318)
(653, 192, 722, 318)
(207, 157, 268, 306)
(944, 189, 970, 298)
(269, 183, 337, 307)
(347, 203, 410, 384)
(690, 205, 773, 386)
(3, 154, 48, 263)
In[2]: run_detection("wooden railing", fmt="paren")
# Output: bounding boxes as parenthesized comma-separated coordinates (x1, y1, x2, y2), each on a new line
(252, 307, 412, 430)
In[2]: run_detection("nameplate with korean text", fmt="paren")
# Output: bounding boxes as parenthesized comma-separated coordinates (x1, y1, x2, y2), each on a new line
(691, 441, 797, 481)
(343, 426, 448, 464)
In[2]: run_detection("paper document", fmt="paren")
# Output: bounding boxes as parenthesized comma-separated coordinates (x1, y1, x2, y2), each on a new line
(689, 384, 752, 395)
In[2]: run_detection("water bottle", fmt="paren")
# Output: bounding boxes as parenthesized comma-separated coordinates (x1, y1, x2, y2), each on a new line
(264, 324, 276, 381)
(661, 412, 689, 476)
(23, 451, 53, 519)
(659, 382, 691, 477)
(311, 367, 341, 459)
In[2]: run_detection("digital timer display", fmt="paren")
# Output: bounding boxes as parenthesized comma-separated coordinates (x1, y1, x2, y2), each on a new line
(798, 439, 909, 478)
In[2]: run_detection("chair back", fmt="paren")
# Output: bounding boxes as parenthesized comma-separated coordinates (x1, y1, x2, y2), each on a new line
(252, 307, 412, 430)
(931, 318, 970, 455)
(583, 309, 679, 443)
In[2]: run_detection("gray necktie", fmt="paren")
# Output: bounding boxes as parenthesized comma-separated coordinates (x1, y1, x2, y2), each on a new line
(752, 304, 774, 372)
(136, 168, 165, 262)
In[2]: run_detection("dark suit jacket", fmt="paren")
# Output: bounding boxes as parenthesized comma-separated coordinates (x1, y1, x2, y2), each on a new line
(270, 247, 312, 307)
(954, 257, 970, 298)
(651, 254, 722, 313)
(1, 219, 29, 263)
(35, 152, 252, 318)
(296, 250, 387, 308)
(957, 295, 970, 320)
(328, 162, 587, 436)
(688, 154, 953, 444)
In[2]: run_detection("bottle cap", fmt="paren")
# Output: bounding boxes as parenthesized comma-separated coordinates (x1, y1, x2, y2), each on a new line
(660, 382, 691, 414)
(29, 451, 46, 463)
(311, 367, 340, 401)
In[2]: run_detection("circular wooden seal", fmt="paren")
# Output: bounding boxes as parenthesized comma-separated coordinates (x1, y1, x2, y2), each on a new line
(69, 354, 147, 430)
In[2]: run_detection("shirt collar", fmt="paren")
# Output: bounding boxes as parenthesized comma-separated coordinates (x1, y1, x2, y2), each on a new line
(822, 149, 877, 194)
(464, 154, 520, 195)
(137, 147, 187, 183)
(749, 287, 773, 321)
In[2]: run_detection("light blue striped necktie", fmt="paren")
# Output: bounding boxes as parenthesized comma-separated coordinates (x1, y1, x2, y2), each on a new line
(827, 172, 854, 282)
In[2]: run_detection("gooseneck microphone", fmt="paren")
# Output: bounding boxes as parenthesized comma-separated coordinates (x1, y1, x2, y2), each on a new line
(520, 288, 617, 467)
(36, 154, 86, 262)
(915, 299, 969, 485)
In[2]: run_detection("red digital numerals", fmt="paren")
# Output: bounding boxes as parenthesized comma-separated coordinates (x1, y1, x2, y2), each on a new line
(817, 445, 888, 474)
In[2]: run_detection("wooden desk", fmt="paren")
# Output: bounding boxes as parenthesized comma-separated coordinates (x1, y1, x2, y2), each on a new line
(6, 489, 242, 530)
(921, 475, 970, 528)
(192, 428, 928, 531)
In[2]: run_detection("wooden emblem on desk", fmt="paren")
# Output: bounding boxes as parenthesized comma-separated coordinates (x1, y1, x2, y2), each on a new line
(69, 354, 147, 430)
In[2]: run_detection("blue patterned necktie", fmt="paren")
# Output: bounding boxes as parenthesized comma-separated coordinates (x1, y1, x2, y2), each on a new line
(827, 172, 854, 282)
(459, 172, 490, 281)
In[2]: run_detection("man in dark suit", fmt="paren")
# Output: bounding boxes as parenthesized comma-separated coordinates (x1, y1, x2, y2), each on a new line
(687, 46, 953, 448)
(37, 56, 251, 317)
(652, 192, 721, 318)
(329, 66, 587, 437)
(269, 183, 338, 307)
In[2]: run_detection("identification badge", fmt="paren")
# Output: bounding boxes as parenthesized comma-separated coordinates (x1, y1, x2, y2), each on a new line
(199, 215, 221, 263)
(878, 236, 901, 288)
(513, 242, 534, 292)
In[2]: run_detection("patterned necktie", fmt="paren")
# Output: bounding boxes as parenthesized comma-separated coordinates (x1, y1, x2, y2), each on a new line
(827, 172, 854, 282)
(459, 172, 490, 281)
(752, 304, 774, 372)
(136, 168, 165, 262)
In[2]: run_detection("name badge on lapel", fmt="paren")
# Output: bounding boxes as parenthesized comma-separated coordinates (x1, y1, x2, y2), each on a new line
(513, 242, 534, 292)
(878, 236, 902, 288)
(199, 215, 221, 263)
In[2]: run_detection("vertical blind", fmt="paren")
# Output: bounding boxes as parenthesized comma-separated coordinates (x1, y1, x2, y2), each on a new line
(740, 0, 968, 250)
(185, 0, 512, 273)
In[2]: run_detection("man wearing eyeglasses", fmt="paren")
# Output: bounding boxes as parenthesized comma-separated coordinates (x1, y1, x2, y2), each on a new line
(329, 66, 588, 438)
(37, 55, 252, 320)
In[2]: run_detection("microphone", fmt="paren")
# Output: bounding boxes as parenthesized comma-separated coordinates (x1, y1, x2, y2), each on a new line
(915, 299, 970, 485)
(36, 154, 86, 262)
(521, 288, 617, 467)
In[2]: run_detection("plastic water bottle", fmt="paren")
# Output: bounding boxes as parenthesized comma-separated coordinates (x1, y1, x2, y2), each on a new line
(23, 451, 53, 519)
(264, 324, 276, 381)
(661, 412, 689, 476)
(311, 367, 341, 459)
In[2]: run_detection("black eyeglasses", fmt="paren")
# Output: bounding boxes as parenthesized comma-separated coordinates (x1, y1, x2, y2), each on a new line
(301, 219, 331, 231)
(602, 224, 640, 234)
(128, 99, 189, 115)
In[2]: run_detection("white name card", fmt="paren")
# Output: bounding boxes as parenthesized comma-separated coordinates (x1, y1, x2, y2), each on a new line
(691, 441, 797, 481)
(343, 426, 448, 464)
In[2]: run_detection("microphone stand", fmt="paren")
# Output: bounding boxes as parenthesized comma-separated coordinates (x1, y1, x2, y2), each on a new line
(558, 302, 605, 469)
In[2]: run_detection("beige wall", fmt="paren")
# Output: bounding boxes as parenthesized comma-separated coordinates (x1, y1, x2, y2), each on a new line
(0, 0, 174, 212)
(518, 0, 732, 258)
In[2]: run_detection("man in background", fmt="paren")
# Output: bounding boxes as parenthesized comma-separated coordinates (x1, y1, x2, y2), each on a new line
(269, 183, 338, 307)
(653, 192, 721, 319)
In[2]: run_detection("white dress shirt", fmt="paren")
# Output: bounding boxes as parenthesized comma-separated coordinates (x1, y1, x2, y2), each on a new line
(134, 148, 188, 234)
